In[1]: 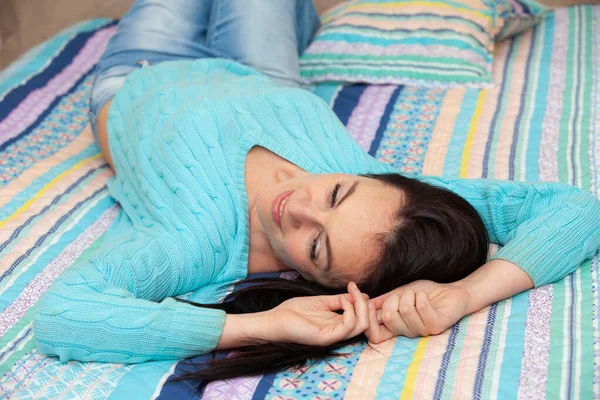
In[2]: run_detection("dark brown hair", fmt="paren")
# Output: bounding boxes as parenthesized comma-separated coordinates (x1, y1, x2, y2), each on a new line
(172, 173, 489, 388)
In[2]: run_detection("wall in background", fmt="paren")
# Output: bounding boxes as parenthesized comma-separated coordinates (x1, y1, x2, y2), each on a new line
(1, 0, 598, 71)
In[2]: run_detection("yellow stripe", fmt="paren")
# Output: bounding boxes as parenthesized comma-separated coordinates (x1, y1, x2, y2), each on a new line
(322, 2, 492, 24)
(399, 336, 431, 400)
(0, 154, 103, 229)
(459, 90, 486, 178)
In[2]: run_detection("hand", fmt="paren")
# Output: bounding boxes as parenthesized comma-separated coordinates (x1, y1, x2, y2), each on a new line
(267, 282, 370, 346)
(365, 280, 471, 344)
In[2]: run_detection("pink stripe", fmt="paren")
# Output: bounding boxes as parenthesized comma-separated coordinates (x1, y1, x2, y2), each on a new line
(0, 206, 117, 337)
(346, 85, 396, 151)
(539, 8, 568, 182)
(0, 26, 116, 145)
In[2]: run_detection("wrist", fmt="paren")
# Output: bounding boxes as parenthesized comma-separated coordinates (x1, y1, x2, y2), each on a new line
(216, 311, 273, 350)
(454, 259, 534, 315)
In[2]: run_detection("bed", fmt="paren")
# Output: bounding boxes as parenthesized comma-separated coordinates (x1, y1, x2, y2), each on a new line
(0, 5, 598, 399)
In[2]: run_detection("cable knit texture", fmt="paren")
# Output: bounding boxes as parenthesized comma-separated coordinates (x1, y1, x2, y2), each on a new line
(33, 59, 600, 364)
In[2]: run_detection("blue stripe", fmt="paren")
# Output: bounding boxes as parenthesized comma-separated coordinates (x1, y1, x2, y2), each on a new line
(0, 165, 107, 254)
(0, 69, 95, 153)
(0, 186, 107, 285)
(482, 38, 517, 178)
(509, 26, 537, 180)
(252, 372, 278, 399)
(332, 85, 367, 126)
(433, 323, 461, 400)
(302, 60, 485, 75)
(0, 19, 113, 99)
(472, 302, 498, 399)
(370, 85, 403, 156)
(0, 27, 103, 122)
(326, 25, 489, 48)
(497, 291, 530, 398)
(311, 82, 343, 106)
(442, 88, 480, 177)
(526, 13, 554, 182)
(374, 337, 421, 399)
(316, 33, 491, 59)
(0, 194, 114, 312)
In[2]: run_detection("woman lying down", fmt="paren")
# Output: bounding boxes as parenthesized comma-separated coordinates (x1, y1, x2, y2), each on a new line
(33, 0, 600, 386)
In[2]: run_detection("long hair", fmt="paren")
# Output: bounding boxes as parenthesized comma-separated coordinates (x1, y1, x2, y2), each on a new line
(171, 173, 489, 387)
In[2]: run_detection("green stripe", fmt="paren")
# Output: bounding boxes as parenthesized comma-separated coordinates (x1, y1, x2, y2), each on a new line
(0, 230, 108, 377)
(301, 53, 488, 73)
(515, 23, 544, 181)
(301, 66, 490, 82)
(558, 8, 577, 184)
(0, 307, 37, 377)
(546, 277, 568, 398)
(323, 26, 490, 50)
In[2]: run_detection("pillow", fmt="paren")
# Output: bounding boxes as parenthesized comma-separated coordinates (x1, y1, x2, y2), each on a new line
(300, 0, 547, 87)
(495, 0, 548, 41)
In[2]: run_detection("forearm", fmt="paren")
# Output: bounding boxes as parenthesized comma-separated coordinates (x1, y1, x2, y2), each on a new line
(456, 259, 534, 314)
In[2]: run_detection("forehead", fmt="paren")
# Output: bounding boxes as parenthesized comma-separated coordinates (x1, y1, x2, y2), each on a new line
(327, 178, 399, 280)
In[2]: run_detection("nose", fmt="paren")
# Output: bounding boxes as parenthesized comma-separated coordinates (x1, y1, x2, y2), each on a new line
(286, 196, 325, 228)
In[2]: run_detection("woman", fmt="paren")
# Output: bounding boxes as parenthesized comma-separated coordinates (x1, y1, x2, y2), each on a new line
(34, 0, 600, 383)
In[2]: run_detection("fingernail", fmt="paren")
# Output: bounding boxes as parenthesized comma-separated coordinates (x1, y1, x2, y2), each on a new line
(351, 282, 358, 291)
(368, 301, 374, 309)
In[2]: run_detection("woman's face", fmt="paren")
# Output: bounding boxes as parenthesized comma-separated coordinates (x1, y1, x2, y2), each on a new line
(255, 173, 401, 287)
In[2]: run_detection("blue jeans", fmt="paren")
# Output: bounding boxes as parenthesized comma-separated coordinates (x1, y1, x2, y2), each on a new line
(89, 0, 320, 138)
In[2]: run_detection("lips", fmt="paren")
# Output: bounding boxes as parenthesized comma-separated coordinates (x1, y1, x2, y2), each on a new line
(272, 190, 293, 229)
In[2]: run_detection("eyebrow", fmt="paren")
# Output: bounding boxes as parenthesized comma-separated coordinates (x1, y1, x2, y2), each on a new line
(325, 180, 359, 272)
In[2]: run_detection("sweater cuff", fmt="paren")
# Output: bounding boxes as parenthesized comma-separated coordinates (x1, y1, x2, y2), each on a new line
(163, 299, 226, 358)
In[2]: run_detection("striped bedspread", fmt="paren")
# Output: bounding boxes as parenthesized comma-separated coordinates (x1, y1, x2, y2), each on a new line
(1, 6, 599, 399)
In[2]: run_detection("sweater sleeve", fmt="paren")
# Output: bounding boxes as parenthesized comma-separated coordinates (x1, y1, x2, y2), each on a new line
(414, 176, 600, 287)
(33, 214, 226, 364)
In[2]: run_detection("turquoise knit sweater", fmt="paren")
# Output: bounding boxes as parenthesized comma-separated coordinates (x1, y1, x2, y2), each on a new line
(33, 59, 600, 364)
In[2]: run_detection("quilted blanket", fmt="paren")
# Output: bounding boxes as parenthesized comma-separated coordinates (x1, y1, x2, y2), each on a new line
(0, 6, 599, 399)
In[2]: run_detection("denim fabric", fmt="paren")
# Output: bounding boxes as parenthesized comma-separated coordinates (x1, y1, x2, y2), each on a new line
(89, 0, 320, 138)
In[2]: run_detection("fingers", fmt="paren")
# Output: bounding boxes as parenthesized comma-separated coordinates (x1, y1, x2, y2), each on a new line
(365, 300, 394, 344)
(347, 282, 369, 337)
(415, 291, 442, 335)
(372, 286, 404, 310)
(398, 289, 426, 336)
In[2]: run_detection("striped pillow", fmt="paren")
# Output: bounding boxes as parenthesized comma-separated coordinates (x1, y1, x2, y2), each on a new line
(496, 0, 548, 41)
(300, 0, 547, 87)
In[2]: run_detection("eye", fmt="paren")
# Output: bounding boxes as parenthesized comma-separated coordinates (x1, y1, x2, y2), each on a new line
(330, 182, 341, 207)
(310, 233, 321, 262)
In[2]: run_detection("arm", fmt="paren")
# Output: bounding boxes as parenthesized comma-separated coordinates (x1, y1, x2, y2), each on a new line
(415, 176, 600, 287)
(33, 215, 226, 364)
